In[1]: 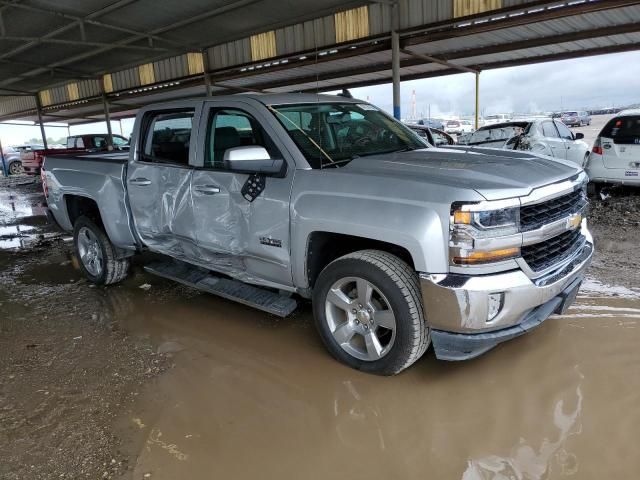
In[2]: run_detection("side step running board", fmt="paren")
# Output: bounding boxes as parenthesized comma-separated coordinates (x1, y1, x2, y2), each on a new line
(144, 259, 298, 317)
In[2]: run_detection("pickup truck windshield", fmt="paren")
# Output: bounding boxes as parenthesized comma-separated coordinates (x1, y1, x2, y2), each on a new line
(270, 102, 426, 168)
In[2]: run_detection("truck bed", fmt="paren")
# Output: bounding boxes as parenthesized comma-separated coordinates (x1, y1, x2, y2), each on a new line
(45, 151, 129, 163)
(43, 151, 137, 249)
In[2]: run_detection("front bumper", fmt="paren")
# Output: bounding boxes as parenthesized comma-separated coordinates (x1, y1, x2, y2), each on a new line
(420, 233, 593, 361)
(430, 277, 582, 360)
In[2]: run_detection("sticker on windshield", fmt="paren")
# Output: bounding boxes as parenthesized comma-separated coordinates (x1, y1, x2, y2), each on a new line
(357, 103, 378, 111)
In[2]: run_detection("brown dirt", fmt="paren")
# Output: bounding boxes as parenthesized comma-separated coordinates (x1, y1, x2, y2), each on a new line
(587, 186, 640, 291)
(0, 176, 170, 479)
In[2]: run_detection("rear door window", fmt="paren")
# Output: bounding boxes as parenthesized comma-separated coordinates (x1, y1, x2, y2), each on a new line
(142, 110, 195, 165)
(601, 116, 640, 144)
(554, 121, 574, 140)
(542, 121, 560, 138)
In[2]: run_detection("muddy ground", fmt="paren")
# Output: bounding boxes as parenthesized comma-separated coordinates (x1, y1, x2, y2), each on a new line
(587, 185, 640, 290)
(0, 175, 639, 479)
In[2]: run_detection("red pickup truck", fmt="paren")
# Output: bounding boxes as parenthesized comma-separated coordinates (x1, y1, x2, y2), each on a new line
(21, 134, 129, 175)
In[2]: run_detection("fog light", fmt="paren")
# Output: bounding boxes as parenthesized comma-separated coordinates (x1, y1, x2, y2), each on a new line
(487, 293, 504, 322)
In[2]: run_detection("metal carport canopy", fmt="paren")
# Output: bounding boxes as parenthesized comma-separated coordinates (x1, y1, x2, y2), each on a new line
(0, 0, 639, 124)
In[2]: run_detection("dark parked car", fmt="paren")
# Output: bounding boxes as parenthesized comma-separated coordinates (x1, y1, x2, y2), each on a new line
(406, 124, 456, 146)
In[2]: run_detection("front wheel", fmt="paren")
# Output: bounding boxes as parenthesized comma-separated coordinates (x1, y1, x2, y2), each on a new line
(313, 250, 430, 375)
(73, 216, 130, 285)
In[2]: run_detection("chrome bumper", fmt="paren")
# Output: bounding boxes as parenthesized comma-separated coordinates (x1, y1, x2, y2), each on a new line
(420, 228, 593, 360)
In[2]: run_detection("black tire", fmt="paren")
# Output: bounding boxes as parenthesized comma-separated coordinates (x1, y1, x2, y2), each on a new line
(8, 161, 21, 175)
(73, 216, 130, 285)
(587, 182, 601, 196)
(312, 250, 430, 375)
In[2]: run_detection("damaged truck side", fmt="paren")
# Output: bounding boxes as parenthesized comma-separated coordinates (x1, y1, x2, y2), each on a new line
(43, 94, 593, 375)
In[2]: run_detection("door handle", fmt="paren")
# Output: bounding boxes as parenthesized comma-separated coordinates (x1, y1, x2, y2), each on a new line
(129, 177, 151, 186)
(193, 184, 221, 195)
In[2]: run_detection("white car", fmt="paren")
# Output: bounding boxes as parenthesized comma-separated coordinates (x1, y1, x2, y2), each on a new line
(586, 109, 640, 188)
(459, 120, 474, 134)
(483, 114, 512, 126)
(460, 119, 590, 166)
(444, 119, 462, 135)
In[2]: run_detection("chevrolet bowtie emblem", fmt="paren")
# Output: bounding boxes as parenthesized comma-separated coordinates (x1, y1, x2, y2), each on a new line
(567, 213, 582, 230)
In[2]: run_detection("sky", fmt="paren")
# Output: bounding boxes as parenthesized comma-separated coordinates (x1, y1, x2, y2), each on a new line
(1, 50, 639, 146)
(347, 50, 640, 120)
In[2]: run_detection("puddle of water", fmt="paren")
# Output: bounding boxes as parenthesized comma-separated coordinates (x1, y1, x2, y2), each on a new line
(93, 284, 640, 480)
(580, 278, 640, 299)
(0, 225, 35, 236)
(0, 191, 47, 220)
(19, 252, 81, 284)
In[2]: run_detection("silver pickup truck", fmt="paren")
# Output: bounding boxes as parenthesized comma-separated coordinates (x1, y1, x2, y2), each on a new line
(43, 93, 593, 375)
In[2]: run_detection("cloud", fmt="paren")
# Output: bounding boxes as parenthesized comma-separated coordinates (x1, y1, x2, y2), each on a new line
(347, 50, 640, 118)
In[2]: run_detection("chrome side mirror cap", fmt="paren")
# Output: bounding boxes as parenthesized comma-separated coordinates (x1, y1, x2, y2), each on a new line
(223, 146, 285, 175)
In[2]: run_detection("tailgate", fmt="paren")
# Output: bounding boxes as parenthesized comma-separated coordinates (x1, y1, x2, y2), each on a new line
(20, 150, 36, 165)
(601, 116, 640, 170)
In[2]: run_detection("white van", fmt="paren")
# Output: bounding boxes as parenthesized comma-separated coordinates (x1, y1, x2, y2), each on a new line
(483, 114, 512, 126)
(586, 109, 640, 189)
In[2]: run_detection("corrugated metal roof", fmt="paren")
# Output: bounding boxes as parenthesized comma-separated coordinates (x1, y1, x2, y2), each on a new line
(0, 0, 638, 122)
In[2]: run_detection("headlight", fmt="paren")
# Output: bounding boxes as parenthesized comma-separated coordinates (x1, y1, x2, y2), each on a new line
(450, 201, 521, 266)
(454, 207, 519, 231)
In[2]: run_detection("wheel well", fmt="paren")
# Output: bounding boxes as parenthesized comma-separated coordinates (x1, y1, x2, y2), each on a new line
(306, 232, 415, 289)
(65, 195, 102, 227)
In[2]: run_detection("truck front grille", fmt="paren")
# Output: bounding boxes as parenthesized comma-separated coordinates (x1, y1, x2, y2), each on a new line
(522, 228, 585, 272)
(520, 189, 586, 232)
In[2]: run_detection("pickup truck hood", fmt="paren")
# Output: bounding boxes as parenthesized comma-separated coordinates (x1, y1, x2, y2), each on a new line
(342, 147, 581, 200)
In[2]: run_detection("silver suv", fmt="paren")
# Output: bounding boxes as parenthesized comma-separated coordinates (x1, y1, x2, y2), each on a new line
(561, 111, 591, 127)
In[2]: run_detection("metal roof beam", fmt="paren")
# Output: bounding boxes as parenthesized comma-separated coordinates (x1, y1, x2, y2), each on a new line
(0, 35, 171, 52)
(0, 0, 199, 51)
(0, 0, 262, 88)
(0, 86, 32, 94)
(400, 48, 479, 73)
(403, 0, 640, 46)
(299, 43, 640, 93)
(238, 21, 640, 92)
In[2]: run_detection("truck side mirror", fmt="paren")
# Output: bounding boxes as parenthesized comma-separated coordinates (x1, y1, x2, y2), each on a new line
(574, 132, 584, 140)
(223, 146, 285, 175)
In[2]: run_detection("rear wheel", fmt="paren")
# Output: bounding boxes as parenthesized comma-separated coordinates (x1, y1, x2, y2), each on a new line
(8, 161, 21, 175)
(313, 250, 430, 375)
(73, 216, 130, 285)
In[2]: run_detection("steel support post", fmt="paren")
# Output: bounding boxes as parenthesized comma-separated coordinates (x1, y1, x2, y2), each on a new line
(475, 72, 480, 130)
(35, 95, 48, 150)
(391, 2, 401, 120)
(102, 93, 114, 150)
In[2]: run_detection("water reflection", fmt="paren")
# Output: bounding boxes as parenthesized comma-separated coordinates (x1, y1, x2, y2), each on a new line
(462, 371, 583, 479)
